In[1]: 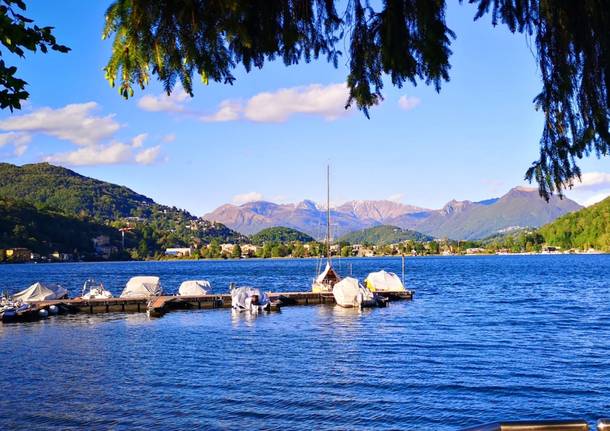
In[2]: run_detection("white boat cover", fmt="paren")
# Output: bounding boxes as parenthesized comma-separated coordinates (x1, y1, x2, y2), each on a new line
(332, 277, 375, 308)
(12, 282, 69, 302)
(120, 276, 162, 298)
(178, 280, 211, 296)
(231, 286, 269, 311)
(364, 270, 405, 292)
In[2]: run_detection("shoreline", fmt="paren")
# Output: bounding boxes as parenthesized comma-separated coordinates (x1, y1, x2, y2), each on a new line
(1, 251, 608, 265)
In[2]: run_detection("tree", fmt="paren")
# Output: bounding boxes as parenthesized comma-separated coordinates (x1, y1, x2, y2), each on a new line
(0, 0, 70, 111)
(231, 243, 242, 259)
(208, 239, 221, 258)
(137, 239, 149, 258)
(292, 241, 305, 258)
(103, 0, 610, 198)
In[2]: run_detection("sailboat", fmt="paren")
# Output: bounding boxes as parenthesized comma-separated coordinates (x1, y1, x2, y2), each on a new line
(312, 166, 341, 293)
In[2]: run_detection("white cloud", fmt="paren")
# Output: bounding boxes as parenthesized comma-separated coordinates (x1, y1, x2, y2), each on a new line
(0, 132, 31, 157)
(398, 95, 421, 111)
(582, 192, 610, 207)
(232, 192, 264, 205)
(244, 83, 350, 122)
(131, 133, 148, 148)
(387, 193, 404, 203)
(201, 101, 242, 122)
(135, 145, 161, 165)
(571, 172, 610, 191)
(0, 102, 120, 146)
(45, 141, 162, 167)
(139, 83, 354, 123)
(45, 142, 133, 166)
(0, 102, 167, 166)
(138, 88, 190, 112)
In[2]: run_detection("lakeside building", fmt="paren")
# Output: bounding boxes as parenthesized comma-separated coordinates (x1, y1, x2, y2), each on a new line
(164, 247, 192, 257)
(220, 244, 235, 254)
(240, 244, 261, 257)
(4, 248, 31, 263)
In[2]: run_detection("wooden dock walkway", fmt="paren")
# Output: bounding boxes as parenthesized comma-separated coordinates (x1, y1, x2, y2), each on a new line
(28, 290, 413, 319)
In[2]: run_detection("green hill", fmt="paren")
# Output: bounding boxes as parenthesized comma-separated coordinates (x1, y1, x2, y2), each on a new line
(250, 226, 314, 245)
(0, 162, 154, 220)
(0, 197, 120, 256)
(0, 163, 248, 259)
(538, 197, 610, 251)
(338, 225, 433, 245)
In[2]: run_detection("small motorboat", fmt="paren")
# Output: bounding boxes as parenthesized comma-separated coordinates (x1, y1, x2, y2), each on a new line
(81, 279, 113, 299)
(178, 280, 211, 296)
(0, 302, 16, 322)
(231, 286, 270, 313)
(120, 276, 163, 298)
(332, 277, 385, 308)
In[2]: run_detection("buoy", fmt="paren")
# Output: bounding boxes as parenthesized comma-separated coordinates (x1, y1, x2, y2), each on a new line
(48, 305, 59, 315)
(38, 309, 49, 318)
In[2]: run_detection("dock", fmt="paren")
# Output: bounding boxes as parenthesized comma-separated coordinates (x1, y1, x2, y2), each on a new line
(26, 290, 414, 320)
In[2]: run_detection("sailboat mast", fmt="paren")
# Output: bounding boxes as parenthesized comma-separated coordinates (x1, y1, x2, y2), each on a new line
(327, 165, 331, 263)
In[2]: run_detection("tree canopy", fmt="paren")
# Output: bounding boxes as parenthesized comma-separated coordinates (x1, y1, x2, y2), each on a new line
(102, 0, 610, 199)
(0, 0, 69, 111)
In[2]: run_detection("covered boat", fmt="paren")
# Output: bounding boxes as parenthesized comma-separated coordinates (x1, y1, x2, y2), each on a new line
(120, 276, 162, 298)
(332, 277, 378, 308)
(231, 286, 270, 312)
(81, 279, 113, 299)
(178, 280, 211, 296)
(364, 270, 405, 292)
(12, 282, 69, 302)
(312, 262, 341, 293)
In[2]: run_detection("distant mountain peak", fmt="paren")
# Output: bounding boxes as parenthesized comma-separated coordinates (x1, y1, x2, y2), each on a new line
(510, 186, 537, 193)
(441, 199, 474, 215)
(296, 199, 319, 211)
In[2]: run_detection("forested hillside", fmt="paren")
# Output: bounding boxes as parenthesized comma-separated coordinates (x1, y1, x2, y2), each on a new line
(0, 197, 119, 256)
(539, 197, 610, 251)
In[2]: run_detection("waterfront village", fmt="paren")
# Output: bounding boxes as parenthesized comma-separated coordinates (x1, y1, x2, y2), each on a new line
(0, 233, 604, 264)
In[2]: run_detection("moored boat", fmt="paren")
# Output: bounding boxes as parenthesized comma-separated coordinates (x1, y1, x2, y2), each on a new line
(364, 270, 406, 292)
(332, 277, 385, 308)
(120, 276, 163, 298)
(231, 286, 270, 313)
(312, 165, 341, 293)
(178, 280, 211, 296)
(12, 282, 69, 302)
(81, 279, 113, 299)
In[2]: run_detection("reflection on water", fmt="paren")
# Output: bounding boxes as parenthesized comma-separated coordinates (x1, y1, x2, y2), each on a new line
(1, 255, 610, 430)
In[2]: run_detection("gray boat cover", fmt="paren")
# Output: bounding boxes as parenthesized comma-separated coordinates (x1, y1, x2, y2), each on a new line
(12, 282, 69, 302)
(332, 277, 374, 308)
(178, 280, 211, 296)
(120, 276, 162, 298)
(231, 286, 269, 310)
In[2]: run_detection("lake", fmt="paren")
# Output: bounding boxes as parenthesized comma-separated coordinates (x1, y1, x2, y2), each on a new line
(1, 255, 609, 430)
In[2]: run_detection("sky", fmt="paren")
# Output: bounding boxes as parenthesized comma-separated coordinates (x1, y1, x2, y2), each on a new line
(0, 0, 608, 215)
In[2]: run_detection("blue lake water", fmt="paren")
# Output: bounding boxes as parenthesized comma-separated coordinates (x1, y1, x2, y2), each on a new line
(1, 255, 609, 430)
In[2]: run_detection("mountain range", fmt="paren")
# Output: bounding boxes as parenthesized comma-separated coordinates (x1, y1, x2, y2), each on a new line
(0, 162, 584, 244)
(204, 187, 582, 240)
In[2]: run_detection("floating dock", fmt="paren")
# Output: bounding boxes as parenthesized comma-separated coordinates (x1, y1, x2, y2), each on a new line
(25, 290, 413, 320)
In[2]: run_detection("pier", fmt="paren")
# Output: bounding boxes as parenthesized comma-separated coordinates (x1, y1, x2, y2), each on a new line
(26, 290, 414, 320)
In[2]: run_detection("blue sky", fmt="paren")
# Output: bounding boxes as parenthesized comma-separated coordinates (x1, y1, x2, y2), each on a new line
(0, 0, 608, 214)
